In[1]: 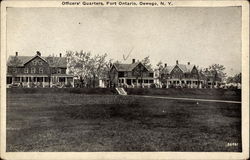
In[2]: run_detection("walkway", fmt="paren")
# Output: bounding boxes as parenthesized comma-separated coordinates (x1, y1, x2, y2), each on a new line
(130, 95, 241, 104)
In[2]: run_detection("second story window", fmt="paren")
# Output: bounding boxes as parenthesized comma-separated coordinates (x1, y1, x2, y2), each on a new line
(57, 68, 61, 74)
(118, 72, 124, 77)
(12, 68, 17, 73)
(24, 68, 29, 73)
(31, 68, 36, 74)
(39, 68, 43, 74)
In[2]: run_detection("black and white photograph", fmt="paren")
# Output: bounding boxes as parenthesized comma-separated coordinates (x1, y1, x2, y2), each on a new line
(1, 1, 249, 160)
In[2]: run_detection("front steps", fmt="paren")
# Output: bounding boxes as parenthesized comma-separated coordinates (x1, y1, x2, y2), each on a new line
(115, 87, 127, 95)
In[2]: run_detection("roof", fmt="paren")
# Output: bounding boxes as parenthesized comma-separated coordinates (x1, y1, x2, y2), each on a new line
(168, 64, 195, 74)
(112, 62, 153, 72)
(7, 55, 67, 68)
(162, 66, 174, 74)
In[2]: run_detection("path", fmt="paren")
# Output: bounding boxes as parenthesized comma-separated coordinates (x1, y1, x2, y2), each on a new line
(130, 95, 241, 104)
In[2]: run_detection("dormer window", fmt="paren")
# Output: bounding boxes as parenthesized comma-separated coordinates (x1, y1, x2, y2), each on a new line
(33, 60, 37, 65)
(39, 61, 43, 65)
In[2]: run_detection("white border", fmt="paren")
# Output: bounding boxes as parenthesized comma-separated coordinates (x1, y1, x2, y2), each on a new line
(1, 1, 249, 160)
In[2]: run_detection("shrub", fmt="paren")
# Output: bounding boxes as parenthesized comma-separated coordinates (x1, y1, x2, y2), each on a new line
(150, 83, 156, 88)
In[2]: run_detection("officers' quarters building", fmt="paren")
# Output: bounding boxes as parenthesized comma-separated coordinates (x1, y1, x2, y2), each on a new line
(109, 59, 155, 88)
(7, 51, 74, 88)
(159, 60, 221, 88)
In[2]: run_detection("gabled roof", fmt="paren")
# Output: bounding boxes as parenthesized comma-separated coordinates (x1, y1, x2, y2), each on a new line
(162, 66, 174, 74)
(169, 64, 195, 74)
(112, 62, 152, 72)
(7, 55, 67, 68)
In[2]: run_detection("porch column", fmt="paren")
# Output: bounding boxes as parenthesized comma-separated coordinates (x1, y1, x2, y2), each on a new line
(65, 77, 67, 84)
(42, 77, 45, 88)
(27, 77, 30, 88)
(72, 77, 74, 88)
(50, 77, 53, 88)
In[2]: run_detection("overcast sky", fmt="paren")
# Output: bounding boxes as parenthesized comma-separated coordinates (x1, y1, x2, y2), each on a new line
(7, 7, 241, 76)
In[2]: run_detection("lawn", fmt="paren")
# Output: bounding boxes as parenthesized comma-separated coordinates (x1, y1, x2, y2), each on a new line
(6, 92, 241, 152)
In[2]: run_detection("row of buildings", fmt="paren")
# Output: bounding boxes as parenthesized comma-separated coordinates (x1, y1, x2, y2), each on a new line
(6, 52, 221, 88)
(105, 59, 221, 88)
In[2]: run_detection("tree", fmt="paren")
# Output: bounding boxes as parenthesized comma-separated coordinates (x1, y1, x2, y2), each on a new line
(156, 61, 165, 86)
(233, 73, 241, 84)
(227, 73, 241, 84)
(208, 64, 227, 88)
(89, 53, 108, 87)
(66, 50, 109, 88)
(141, 56, 152, 70)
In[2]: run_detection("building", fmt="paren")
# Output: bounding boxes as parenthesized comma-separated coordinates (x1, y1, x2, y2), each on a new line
(7, 51, 74, 88)
(109, 59, 155, 88)
(158, 60, 202, 88)
(158, 60, 222, 88)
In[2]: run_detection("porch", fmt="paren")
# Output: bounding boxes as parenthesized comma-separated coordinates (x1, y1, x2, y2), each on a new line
(118, 77, 155, 88)
(7, 74, 74, 88)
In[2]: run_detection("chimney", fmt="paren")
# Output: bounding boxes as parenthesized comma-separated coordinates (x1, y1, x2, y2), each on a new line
(187, 62, 190, 65)
(15, 52, 18, 56)
(36, 51, 41, 56)
(164, 63, 167, 67)
(132, 59, 135, 64)
(176, 60, 179, 65)
(59, 53, 62, 57)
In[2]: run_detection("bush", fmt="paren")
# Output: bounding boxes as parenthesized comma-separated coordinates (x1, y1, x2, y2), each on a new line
(150, 83, 156, 88)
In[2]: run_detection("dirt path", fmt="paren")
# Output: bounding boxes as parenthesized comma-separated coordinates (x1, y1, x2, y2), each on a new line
(131, 95, 242, 104)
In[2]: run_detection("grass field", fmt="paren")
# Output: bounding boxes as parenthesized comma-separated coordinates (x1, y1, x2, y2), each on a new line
(6, 90, 241, 152)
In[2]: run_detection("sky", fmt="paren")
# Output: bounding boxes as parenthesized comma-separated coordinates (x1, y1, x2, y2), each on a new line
(7, 7, 242, 76)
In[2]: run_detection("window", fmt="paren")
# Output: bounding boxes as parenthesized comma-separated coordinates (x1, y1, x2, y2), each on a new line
(12, 68, 17, 73)
(14, 77, 20, 82)
(39, 61, 43, 65)
(24, 68, 28, 73)
(59, 77, 65, 82)
(31, 68, 36, 74)
(39, 68, 43, 74)
(7, 77, 12, 84)
(57, 68, 61, 74)
(149, 80, 154, 83)
(118, 72, 125, 77)
(149, 73, 154, 77)
(45, 77, 49, 82)
(32, 60, 37, 65)
(144, 79, 148, 83)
